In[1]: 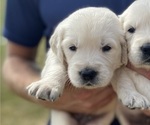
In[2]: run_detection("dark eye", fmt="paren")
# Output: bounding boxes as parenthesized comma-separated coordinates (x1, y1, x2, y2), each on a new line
(102, 45, 111, 52)
(128, 27, 135, 33)
(69, 45, 77, 51)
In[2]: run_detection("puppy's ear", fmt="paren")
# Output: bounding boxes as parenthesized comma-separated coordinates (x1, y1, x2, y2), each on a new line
(49, 24, 66, 64)
(118, 15, 124, 28)
(118, 14, 127, 65)
(120, 36, 128, 65)
(41, 24, 66, 78)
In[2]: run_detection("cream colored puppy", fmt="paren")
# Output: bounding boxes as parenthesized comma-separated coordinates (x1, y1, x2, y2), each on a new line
(27, 7, 127, 125)
(113, 0, 150, 109)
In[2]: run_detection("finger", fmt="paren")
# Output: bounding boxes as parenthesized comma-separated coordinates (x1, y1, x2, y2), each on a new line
(89, 88, 116, 112)
(76, 86, 116, 112)
(64, 82, 105, 100)
(127, 61, 150, 79)
(73, 85, 114, 100)
(143, 110, 150, 116)
(72, 87, 106, 100)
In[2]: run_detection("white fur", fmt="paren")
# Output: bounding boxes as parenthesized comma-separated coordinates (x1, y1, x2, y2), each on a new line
(27, 7, 127, 125)
(113, 0, 150, 110)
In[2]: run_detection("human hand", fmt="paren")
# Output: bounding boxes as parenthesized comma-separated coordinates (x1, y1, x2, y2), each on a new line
(37, 84, 116, 115)
(127, 61, 150, 79)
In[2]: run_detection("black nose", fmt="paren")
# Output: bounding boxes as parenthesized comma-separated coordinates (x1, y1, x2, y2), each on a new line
(79, 68, 97, 82)
(141, 43, 150, 56)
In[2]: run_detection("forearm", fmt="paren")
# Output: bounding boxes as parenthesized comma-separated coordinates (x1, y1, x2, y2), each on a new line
(2, 56, 41, 99)
(2, 56, 59, 109)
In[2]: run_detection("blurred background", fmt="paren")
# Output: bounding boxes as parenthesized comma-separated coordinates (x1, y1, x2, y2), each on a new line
(1, 0, 50, 125)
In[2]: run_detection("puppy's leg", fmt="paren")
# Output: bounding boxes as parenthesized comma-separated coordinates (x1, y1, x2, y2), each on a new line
(130, 70, 150, 107)
(51, 110, 77, 125)
(112, 67, 150, 109)
(27, 50, 67, 101)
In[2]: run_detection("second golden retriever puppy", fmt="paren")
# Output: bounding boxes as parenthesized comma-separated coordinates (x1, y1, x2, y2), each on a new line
(27, 7, 127, 125)
(113, 0, 150, 110)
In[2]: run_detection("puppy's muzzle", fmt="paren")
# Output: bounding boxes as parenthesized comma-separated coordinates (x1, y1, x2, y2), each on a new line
(140, 43, 150, 62)
(79, 68, 98, 86)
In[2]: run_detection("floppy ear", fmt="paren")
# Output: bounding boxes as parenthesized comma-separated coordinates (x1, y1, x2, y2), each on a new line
(50, 24, 66, 65)
(118, 14, 128, 65)
(118, 14, 124, 28)
(41, 23, 67, 78)
(120, 36, 128, 65)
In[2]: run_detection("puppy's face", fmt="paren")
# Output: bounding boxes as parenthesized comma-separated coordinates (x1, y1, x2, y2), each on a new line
(120, 0, 150, 69)
(51, 7, 126, 88)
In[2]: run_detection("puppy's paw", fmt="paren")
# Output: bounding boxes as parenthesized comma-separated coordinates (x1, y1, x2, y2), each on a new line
(119, 92, 150, 109)
(26, 80, 63, 101)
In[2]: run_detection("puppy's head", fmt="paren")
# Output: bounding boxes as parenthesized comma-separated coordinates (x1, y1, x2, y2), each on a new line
(120, 0, 150, 69)
(51, 7, 127, 88)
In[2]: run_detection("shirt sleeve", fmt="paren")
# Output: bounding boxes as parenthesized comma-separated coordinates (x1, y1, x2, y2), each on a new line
(3, 0, 46, 47)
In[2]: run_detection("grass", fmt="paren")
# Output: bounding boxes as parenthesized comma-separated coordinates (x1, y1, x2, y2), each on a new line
(1, 1, 50, 125)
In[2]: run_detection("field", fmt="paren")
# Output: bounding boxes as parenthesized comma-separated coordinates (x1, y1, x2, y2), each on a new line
(1, 1, 50, 125)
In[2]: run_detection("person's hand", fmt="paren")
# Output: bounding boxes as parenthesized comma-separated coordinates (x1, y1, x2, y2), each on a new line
(143, 110, 150, 116)
(127, 61, 150, 79)
(38, 84, 116, 115)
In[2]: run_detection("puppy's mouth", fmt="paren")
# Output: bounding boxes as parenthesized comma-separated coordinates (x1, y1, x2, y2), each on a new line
(82, 82, 98, 89)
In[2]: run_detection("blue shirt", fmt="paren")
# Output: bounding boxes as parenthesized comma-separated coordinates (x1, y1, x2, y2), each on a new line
(3, 0, 133, 47)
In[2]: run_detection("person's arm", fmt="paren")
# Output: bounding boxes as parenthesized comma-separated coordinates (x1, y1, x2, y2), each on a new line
(2, 41, 116, 114)
(2, 42, 40, 99)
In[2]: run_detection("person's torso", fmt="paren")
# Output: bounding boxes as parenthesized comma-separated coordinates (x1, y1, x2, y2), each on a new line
(37, 0, 133, 39)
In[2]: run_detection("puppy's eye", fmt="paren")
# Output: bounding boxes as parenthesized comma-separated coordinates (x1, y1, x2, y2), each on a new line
(102, 45, 111, 52)
(69, 45, 77, 51)
(128, 27, 135, 33)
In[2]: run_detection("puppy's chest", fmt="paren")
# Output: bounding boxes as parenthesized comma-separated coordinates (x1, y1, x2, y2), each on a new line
(70, 112, 105, 125)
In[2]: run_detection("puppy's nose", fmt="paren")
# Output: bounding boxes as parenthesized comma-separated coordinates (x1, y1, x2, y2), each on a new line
(141, 43, 150, 56)
(79, 68, 97, 82)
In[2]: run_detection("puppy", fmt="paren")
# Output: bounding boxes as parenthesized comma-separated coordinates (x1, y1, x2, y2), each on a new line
(27, 7, 127, 125)
(112, 0, 150, 110)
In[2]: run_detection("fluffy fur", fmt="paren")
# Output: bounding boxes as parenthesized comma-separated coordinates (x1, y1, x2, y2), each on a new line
(27, 7, 127, 125)
(112, 0, 150, 109)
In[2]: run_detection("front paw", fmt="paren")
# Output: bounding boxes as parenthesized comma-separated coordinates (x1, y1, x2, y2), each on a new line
(26, 80, 63, 101)
(119, 92, 150, 109)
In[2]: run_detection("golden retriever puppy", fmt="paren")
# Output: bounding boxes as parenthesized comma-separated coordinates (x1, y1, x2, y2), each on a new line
(112, 0, 150, 109)
(27, 7, 127, 125)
